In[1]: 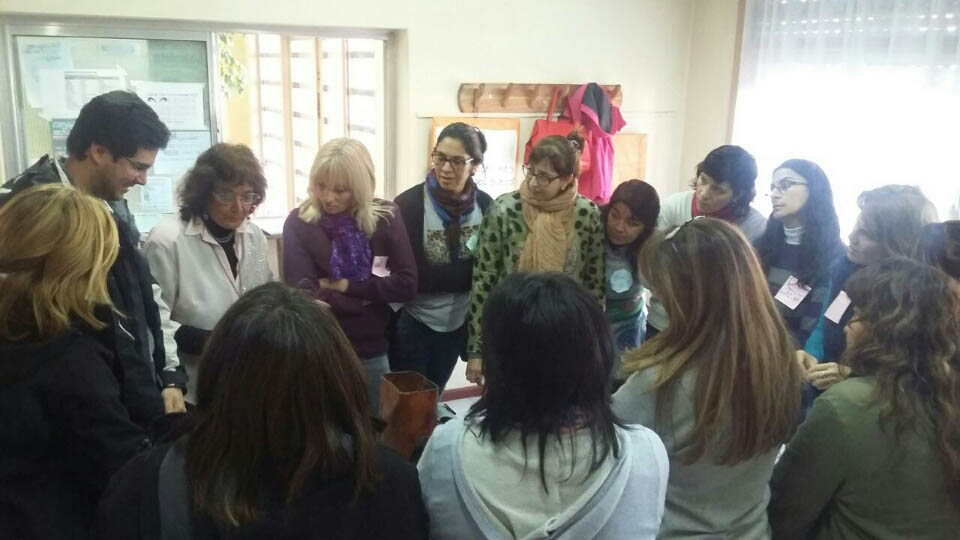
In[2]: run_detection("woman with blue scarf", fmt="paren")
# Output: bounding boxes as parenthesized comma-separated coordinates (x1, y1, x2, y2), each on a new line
(393, 123, 493, 392)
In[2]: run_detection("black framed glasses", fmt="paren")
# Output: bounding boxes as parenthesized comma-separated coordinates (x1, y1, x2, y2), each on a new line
(522, 163, 563, 185)
(770, 179, 808, 194)
(212, 190, 262, 205)
(432, 151, 473, 170)
(124, 157, 152, 174)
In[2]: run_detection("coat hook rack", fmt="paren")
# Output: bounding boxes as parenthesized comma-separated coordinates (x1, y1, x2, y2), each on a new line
(458, 83, 623, 114)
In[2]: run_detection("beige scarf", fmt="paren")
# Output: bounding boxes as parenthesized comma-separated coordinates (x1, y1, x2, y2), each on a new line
(518, 178, 579, 272)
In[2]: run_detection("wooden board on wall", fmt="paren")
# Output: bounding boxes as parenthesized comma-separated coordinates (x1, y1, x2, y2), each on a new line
(611, 132, 648, 188)
(429, 117, 521, 199)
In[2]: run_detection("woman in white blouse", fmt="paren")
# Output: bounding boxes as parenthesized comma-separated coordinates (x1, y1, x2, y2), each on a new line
(144, 143, 273, 401)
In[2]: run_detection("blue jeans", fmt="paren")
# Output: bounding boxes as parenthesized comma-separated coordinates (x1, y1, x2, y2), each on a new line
(361, 353, 390, 417)
(388, 310, 467, 393)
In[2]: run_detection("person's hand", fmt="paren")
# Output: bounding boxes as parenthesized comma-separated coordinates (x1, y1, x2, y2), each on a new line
(805, 362, 851, 390)
(466, 357, 484, 386)
(795, 350, 818, 373)
(162, 387, 187, 413)
(319, 278, 349, 293)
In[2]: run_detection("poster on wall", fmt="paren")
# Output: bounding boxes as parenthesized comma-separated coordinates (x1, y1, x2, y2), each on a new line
(131, 80, 207, 130)
(429, 117, 520, 199)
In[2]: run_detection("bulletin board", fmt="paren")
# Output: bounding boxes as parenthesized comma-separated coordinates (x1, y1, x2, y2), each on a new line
(429, 117, 521, 199)
(3, 26, 217, 235)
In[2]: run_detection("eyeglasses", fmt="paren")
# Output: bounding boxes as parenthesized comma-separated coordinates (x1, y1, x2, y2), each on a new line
(212, 190, 263, 205)
(522, 163, 563, 185)
(770, 180, 808, 194)
(432, 151, 474, 170)
(124, 157, 152, 174)
(665, 215, 704, 241)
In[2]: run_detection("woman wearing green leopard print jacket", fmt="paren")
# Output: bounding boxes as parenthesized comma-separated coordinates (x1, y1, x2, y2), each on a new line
(465, 132, 605, 384)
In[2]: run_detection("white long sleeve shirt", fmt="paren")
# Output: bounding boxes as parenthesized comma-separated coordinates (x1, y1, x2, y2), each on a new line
(143, 215, 273, 396)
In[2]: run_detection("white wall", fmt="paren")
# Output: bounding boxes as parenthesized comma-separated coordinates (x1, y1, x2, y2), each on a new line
(679, 0, 742, 191)
(1, 0, 740, 391)
(0, 0, 697, 197)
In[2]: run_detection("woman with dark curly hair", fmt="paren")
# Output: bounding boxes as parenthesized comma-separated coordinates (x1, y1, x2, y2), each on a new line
(143, 143, 273, 401)
(770, 257, 960, 539)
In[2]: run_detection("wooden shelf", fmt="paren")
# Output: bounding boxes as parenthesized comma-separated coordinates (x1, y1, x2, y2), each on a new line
(458, 83, 623, 114)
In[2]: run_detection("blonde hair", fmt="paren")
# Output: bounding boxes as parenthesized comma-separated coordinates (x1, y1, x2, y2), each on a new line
(623, 218, 801, 464)
(0, 184, 118, 340)
(298, 138, 392, 236)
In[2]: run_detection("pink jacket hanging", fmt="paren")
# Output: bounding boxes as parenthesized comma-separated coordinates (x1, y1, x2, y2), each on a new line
(565, 83, 626, 203)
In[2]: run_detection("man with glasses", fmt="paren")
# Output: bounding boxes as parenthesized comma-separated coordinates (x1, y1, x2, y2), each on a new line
(1, 90, 185, 426)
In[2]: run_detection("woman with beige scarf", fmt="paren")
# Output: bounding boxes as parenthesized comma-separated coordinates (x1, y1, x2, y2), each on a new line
(465, 132, 604, 384)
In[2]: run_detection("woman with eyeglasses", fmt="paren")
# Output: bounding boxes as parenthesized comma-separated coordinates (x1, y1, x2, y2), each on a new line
(754, 160, 843, 349)
(465, 132, 604, 385)
(144, 143, 273, 401)
(392, 123, 493, 392)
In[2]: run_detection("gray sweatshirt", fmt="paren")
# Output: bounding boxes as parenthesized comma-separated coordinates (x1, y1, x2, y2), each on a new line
(418, 418, 669, 539)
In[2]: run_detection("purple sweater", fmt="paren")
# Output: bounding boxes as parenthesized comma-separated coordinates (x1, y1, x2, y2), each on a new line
(282, 202, 417, 358)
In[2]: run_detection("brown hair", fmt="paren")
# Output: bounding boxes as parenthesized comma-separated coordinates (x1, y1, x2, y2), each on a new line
(186, 282, 377, 526)
(857, 184, 937, 259)
(0, 184, 117, 340)
(178, 143, 267, 221)
(917, 221, 960, 280)
(528, 131, 585, 179)
(844, 257, 960, 510)
(622, 218, 801, 464)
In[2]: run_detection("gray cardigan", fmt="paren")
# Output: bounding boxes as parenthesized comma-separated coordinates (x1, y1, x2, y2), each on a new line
(417, 418, 669, 539)
(612, 366, 778, 539)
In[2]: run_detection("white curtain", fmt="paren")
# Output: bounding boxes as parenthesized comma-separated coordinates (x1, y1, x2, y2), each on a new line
(733, 0, 960, 234)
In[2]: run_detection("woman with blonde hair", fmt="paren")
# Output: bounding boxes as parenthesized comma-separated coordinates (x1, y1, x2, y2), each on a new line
(466, 132, 604, 384)
(283, 138, 416, 412)
(0, 185, 147, 540)
(770, 257, 960, 538)
(612, 217, 802, 539)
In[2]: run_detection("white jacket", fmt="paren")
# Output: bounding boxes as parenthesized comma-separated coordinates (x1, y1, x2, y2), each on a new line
(143, 216, 273, 397)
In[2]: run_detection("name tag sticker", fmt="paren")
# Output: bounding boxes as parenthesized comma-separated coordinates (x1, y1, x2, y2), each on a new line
(372, 256, 391, 278)
(465, 233, 479, 254)
(825, 291, 852, 324)
(774, 275, 811, 310)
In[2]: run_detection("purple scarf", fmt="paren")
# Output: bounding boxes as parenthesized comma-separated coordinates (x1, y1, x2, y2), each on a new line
(319, 212, 372, 282)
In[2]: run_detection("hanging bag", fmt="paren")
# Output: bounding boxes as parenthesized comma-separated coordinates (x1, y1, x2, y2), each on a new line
(523, 87, 590, 174)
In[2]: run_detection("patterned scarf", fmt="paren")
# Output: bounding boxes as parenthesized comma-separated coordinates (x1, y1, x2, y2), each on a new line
(319, 212, 372, 282)
(518, 177, 579, 272)
(426, 170, 478, 261)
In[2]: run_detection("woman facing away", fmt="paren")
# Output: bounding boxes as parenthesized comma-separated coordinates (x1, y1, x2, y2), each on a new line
(98, 282, 428, 539)
(769, 257, 960, 539)
(612, 217, 801, 539)
(465, 132, 605, 385)
(419, 272, 668, 539)
(0, 185, 147, 540)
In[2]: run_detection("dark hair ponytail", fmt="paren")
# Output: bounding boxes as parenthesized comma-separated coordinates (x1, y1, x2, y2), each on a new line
(436, 122, 487, 164)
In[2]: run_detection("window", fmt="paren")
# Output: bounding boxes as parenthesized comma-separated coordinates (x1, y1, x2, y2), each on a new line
(733, 0, 960, 232)
(219, 33, 386, 222)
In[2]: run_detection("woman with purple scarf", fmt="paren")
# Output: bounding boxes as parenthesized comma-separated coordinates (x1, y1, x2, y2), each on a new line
(393, 123, 493, 392)
(283, 138, 416, 414)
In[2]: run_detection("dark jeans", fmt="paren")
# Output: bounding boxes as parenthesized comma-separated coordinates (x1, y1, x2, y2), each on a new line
(389, 310, 467, 393)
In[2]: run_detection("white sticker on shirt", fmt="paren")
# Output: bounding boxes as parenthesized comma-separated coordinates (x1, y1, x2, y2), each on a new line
(610, 269, 633, 294)
(372, 255, 391, 278)
(465, 233, 479, 254)
(824, 291, 852, 324)
(774, 275, 812, 311)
